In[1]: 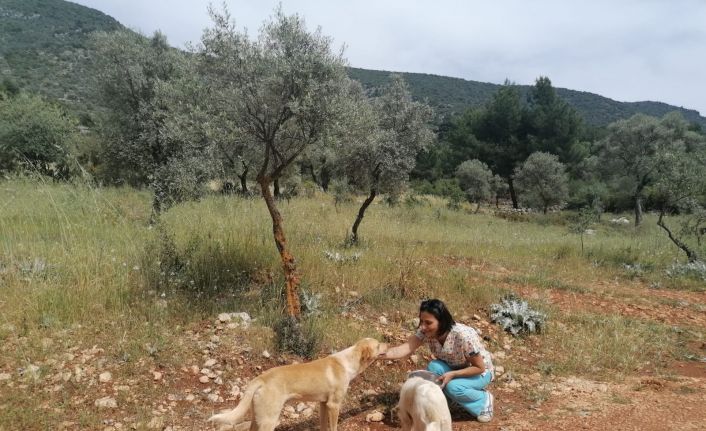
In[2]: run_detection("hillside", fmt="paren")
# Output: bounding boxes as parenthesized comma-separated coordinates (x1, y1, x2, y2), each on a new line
(348, 67, 706, 127)
(1, 0, 704, 128)
(0, 0, 122, 120)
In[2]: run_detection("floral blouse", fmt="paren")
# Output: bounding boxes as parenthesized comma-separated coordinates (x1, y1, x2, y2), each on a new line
(415, 323, 494, 380)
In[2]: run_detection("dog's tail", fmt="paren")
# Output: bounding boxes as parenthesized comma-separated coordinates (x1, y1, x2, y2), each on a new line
(208, 379, 263, 426)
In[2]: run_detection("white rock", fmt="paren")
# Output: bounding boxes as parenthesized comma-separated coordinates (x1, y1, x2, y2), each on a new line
(207, 393, 221, 403)
(99, 372, 112, 383)
(262, 350, 271, 359)
(378, 316, 388, 325)
(152, 371, 163, 381)
(494, 365, 505, 376)
(366, 411, 384, 422)
(217, 313, 232, 323)
(199, 375, 210, 384)
(204, 359, 217, 368)
(95, 397, 118, 409)
(296, 402, 307, 412)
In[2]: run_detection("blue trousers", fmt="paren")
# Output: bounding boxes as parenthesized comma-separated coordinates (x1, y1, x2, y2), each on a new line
(427, 359, 492, 417)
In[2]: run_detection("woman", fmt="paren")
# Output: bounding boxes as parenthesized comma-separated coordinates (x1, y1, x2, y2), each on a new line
(381, 299, 494, 422)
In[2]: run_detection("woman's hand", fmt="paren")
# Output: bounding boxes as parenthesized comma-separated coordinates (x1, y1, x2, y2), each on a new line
(436, 371, 456, 388)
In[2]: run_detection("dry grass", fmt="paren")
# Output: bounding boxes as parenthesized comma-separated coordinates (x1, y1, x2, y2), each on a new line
(0, 178, 703, 428)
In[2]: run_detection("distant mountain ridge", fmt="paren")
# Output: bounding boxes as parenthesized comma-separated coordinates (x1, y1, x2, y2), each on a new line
(2, 0, 704, 128)
(0, 0, 122, 118)
(347, 68, 706, 127)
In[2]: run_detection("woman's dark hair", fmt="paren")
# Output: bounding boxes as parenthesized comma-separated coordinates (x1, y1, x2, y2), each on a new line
(419, 299, 455, 335)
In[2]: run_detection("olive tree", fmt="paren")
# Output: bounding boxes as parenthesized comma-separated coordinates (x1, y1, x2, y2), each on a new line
(455, 159, 493, 213)
(198, 6, 351, 319)
(91, 30, 203, 218)
(599, 113, 702, 226)
(340, 75, 435, 244)
(513, 152, 568, 214)
(0, 93, 77, 177)
(650, 149, 706, 262)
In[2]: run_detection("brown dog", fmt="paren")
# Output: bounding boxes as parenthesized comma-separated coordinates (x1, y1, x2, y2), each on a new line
(208, 338, 388, 430)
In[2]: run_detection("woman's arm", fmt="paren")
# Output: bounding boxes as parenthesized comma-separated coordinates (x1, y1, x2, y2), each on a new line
(380, 333, 423, 360)
(436, 353, 486, 388)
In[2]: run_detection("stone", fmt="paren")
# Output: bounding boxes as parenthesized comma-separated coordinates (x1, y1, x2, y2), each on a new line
(95, 397, 118, 409)
(366, 411, 384, 422)
(378, 316, 388, 325)
(152, 371, 163, 381)
(262, 350, 271, 359)
(199, 375, 210, 384)
(99, 372, 112, 383)
(204, 359, 217, 368)
(494, 366, 505, 376)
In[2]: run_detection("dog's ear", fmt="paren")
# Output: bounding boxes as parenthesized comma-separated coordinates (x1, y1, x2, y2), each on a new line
(361, 344, 374, 362)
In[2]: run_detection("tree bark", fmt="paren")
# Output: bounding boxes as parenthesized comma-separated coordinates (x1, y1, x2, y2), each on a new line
(259, 178, 302, 319)
(238, 161, 249, 195)
(320, 165, 331, 192)
(657, 212, 700, 263)
(634, 195, 643, 227)
(474, 202, 481, 214)
(508, 178, 519, 209)
(273, 178, 281, 199)
(350, 187, 377, 245)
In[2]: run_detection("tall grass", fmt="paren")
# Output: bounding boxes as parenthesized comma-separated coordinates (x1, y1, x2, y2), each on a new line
(0, 179, 698, 367)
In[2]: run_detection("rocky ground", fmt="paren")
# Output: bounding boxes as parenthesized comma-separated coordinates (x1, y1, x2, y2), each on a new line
(1, 280, 704, 431)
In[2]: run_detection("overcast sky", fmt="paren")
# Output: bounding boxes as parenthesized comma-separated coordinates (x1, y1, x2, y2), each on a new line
(70, 0, 706, 115)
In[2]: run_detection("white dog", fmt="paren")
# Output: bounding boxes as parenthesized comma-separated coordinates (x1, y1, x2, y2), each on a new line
(397, 374, 452, 431)
(208, 338, 387, 431)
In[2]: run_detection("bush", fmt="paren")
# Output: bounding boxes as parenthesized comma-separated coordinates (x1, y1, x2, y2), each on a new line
(490, 295, 547, 336)
(273, 316, 320, 358)
(666, 261, 706, 281)
(143, 223, 270, 297)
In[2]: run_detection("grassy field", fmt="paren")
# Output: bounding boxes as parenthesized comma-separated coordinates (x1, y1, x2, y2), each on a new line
(0, 178, 704, 429)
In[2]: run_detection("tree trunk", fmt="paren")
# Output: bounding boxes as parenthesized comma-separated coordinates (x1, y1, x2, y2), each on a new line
(259, 177, 302, 319)
(657, 212, 700, 263)
(474, 202, 481, 214)
(634, 195, 643, 227)
(350, 187, 377, 245)
(320, 166, 331, 192)
(238, 162, 249, 195)
(308, 164, 319, 188)
(273, 179, 281, 199)
(508, 178, 519, 209)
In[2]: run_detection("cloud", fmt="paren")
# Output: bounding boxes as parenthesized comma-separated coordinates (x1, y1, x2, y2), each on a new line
(71, 0, 706, 114)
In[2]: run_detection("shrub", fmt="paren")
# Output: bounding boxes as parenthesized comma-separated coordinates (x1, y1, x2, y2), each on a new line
(273, 316, 320, 358)
(490, 295, 547, 336)
(666, 261, 706, 281)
